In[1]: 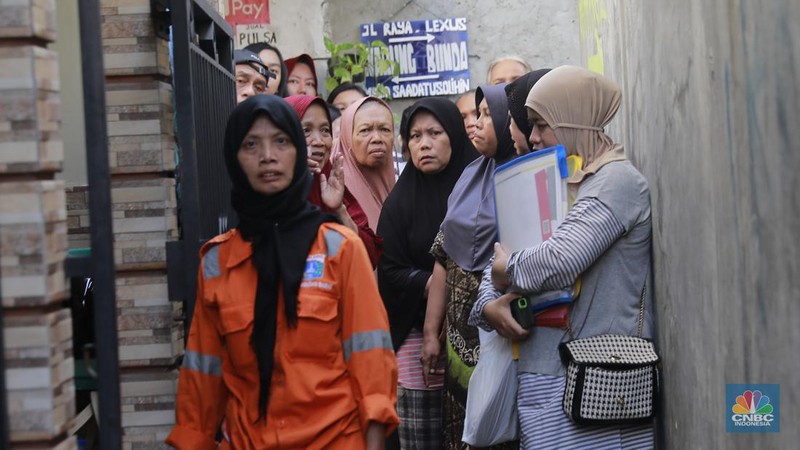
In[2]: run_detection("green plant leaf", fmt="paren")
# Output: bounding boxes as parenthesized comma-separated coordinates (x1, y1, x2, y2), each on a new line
(356, 46, 369, 61)
(333, 67, 351, 80)
(324, 36, 335, 53)
(351, 65, 364, 75)
(371, 40, 387, 48)
(392, 62, 401, 77)
(339, 43, 354, 51)
(375, 84, 392, 100)
(377, 59, 392, 74)
(326, 78, 338, 92)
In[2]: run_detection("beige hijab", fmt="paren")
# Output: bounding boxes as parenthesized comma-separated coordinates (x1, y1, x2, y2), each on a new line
(333, 96, 397, 230)
(525, 65, 626, 184)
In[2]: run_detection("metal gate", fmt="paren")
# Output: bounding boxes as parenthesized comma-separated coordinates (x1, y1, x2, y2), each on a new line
(163, 0, 236, 331)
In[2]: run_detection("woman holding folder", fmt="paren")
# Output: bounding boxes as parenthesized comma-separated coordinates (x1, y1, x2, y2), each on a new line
(470, 65, 656, 449)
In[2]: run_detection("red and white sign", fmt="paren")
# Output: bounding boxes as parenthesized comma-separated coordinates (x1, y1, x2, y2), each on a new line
(226, 0, 270, 26)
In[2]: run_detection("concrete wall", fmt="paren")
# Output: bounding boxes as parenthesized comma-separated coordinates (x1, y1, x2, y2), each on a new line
(323, 0, 581, 96)
(51, 0, 86, 186)
(579, 0, 799, 447)
(221, 0, 328, 58)
(223, 0, 581, 106)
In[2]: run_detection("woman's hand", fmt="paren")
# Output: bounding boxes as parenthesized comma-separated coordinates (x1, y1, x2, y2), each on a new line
(320, 152, 345, 211)
(421, 330, 445, 387)
(307, 157, 322, 174)
(422, 262, 447, 387)
(484, 292, 530, 340)
(491, 242, 511, 291)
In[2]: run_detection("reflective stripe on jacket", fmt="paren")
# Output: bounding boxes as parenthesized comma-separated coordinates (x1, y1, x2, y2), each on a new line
(166, 223, 398, 449)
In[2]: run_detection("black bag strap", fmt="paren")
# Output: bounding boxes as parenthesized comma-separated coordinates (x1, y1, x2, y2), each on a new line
(636, 266, 648, 338)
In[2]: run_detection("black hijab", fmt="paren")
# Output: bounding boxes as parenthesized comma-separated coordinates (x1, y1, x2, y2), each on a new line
(505, 69, 552, 143)
(224, 95, 336, 418)
(377, 98, 479, 348)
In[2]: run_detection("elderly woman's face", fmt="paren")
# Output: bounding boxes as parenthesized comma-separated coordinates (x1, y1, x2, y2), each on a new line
(237, 115, 296, 196)
(527, 108, 559, 151)
(352, 101, 394, 168)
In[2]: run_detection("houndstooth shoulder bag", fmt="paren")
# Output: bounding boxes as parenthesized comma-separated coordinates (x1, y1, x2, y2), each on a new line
(558, 275, 660, 425)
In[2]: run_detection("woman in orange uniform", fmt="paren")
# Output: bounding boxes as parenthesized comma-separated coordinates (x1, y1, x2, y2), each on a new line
(166, 95, 399, 450)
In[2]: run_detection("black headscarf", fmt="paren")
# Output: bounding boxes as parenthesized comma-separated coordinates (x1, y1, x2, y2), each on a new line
(377, 98, 479, 348)
(244, 43, 289, 97)
(505, 69, 552, 144)
(224, 95, 336, 418)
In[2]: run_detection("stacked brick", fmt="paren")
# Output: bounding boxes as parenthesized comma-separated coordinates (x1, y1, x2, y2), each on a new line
(0, 0, 76, 448)
(71, 1, 182, 447)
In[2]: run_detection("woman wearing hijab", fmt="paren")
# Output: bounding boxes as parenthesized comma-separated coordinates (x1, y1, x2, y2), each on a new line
(245, 42, 289, 96)
(166, 95, 398, 449)
(420, 84, 519, 450)
(505, 69, 552, 155)
(285, 54, 318, 96)
(471, 65, 655, 448)
(334, 96, 397, 231)
(285, 95, 383, 266)
(377, 98, 479, 449)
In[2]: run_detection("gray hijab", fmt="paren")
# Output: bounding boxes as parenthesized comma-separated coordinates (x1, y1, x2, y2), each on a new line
(441, 84, 516, 272)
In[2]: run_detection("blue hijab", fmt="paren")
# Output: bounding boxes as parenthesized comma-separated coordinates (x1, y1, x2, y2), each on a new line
(441, 84, 516, 272)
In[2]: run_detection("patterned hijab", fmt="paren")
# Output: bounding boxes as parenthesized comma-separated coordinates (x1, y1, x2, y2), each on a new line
(525, 65, 626, 184)
(333, 96, 397, 230)
(441, 84, 516, 272)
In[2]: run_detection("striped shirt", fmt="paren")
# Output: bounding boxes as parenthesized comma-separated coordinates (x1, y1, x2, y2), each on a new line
(396, 328, 444, 390)
(517, 373, 654, 449)
(469, 197, 624, 330)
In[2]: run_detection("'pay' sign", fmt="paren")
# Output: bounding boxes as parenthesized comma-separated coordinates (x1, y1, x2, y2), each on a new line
(228, 0, 270, 25)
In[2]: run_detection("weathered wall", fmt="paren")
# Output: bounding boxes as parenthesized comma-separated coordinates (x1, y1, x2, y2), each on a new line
(579, 0, 799, 447)
(221, 0, 328, 58)
(323, 0, 581, 94)
(219, 0, 581, 109)
(51, 0, 86, 186)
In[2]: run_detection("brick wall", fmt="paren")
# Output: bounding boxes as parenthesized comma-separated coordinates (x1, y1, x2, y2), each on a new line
(63, 1, 182, 448)
(0, 0, 77, 448)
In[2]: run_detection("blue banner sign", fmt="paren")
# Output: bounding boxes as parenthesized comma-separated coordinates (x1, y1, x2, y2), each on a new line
(360, 18, 470, 99)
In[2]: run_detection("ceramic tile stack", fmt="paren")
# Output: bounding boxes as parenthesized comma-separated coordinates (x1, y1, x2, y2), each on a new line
(100, 1, 180, 448)
(101, 0, 170, 78)
(106, 80, 175, 174)
(110, 177, 178, 271)
(1, 0, 76, 448)
(116, 272, 183, 368)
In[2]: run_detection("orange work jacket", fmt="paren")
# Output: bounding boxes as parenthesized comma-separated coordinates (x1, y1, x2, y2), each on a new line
(166, 223, 399, 449)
